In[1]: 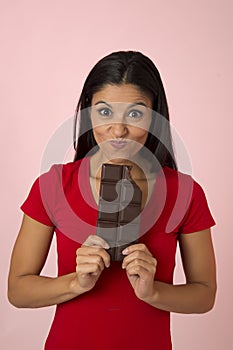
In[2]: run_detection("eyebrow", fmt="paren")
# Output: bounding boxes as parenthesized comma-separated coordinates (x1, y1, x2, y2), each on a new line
(94, 101, 148, 108)
(94, 101, 112, 108)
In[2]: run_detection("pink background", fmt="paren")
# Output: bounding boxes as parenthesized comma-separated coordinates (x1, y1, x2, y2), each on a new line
(1, 0, 232, 348)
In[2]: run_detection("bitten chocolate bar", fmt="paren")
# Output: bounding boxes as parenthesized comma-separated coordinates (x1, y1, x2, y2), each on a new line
(96, 163, 142, 261)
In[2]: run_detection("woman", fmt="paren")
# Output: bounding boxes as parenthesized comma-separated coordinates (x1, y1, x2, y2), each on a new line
(8, 51, 216, 349)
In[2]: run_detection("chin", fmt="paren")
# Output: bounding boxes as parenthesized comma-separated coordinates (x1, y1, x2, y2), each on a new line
(108, 158, 130, 165)
(97, 147, 140, 165)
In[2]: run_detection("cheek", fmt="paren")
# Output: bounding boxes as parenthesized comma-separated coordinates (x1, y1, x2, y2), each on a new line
(130, 117, 152, 139)
(130, 127, 149, 141)
(92, 126, 106, 141)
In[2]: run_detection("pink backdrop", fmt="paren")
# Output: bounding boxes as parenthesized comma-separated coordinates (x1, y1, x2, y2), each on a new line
(1, 0, 232, 349)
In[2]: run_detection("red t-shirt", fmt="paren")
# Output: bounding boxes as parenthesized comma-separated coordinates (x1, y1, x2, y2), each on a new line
(21, 157, 215, 350)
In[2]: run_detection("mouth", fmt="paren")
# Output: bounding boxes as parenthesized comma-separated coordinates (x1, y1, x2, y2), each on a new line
(109, 139, 128, 150)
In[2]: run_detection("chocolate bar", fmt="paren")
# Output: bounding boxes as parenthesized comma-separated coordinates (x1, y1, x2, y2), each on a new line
(96, 163, 142, 261)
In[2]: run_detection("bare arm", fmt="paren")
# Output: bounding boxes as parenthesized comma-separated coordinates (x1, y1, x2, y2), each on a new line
(123, 229, 217, 314)
(8, 215, 110, 308)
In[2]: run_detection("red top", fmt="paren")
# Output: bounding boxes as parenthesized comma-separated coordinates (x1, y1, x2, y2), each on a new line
(21, 157, 215, 350)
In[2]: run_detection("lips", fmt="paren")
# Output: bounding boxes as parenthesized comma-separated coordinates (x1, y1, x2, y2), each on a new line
(109, 139, 128, 149)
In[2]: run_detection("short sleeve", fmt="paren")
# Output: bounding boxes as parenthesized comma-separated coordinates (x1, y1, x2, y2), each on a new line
(179, 181, 216, 234)
(20, 166, 58, 227)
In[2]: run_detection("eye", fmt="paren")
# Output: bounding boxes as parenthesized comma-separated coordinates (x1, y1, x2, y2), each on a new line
(128, 109, 143, 120)
(98, 107, 112, 117)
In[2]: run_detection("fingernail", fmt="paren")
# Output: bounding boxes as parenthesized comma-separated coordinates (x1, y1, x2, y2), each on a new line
(122, 248, 128, 255)
(122, 264, 125, 269)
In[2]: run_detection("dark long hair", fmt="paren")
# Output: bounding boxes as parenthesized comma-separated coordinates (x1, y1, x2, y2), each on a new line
(73, 51, 177, 170)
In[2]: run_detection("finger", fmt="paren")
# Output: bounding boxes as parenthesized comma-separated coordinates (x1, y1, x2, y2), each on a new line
(122, 253, 157, 270)
(76, 262, 103, 276)
(77, 246, 111, 268)
(124, 258, 157, 275)
(122, 243, 152, 256)
(123, 254, 157, 270)
(82, 235, 110, 249)
(126, 264, 149, 277)
(76, 254, 105, 272)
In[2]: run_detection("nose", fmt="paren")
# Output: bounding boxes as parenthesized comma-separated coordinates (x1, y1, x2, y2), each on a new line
(110, 122, 128, 138)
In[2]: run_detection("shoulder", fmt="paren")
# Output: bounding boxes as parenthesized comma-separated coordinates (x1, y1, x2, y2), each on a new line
(39, 158, 89, 183)
(160, 166, 195, 195)
(36, 158, 90, 199)
(162, 166, 192, 181)
(161, 166, 205, 190)
(160, 167, 215, 233)
(161, 167, 210, 218)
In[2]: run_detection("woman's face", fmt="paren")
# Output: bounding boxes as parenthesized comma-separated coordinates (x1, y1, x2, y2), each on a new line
(90, 84, 153, 163)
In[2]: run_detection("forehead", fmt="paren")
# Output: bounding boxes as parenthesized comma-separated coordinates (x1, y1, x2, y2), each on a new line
(92, 84, 153, 107)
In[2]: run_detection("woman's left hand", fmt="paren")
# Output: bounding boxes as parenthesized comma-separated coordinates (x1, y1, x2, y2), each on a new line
(122, 244, 157, 301)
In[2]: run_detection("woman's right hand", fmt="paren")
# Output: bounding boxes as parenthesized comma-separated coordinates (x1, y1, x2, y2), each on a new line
(75, 235, 110, 293)
(8, 216, 110, 308)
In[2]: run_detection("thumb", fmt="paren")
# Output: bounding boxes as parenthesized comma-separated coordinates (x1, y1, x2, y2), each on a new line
(82, 235, 110, 249)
